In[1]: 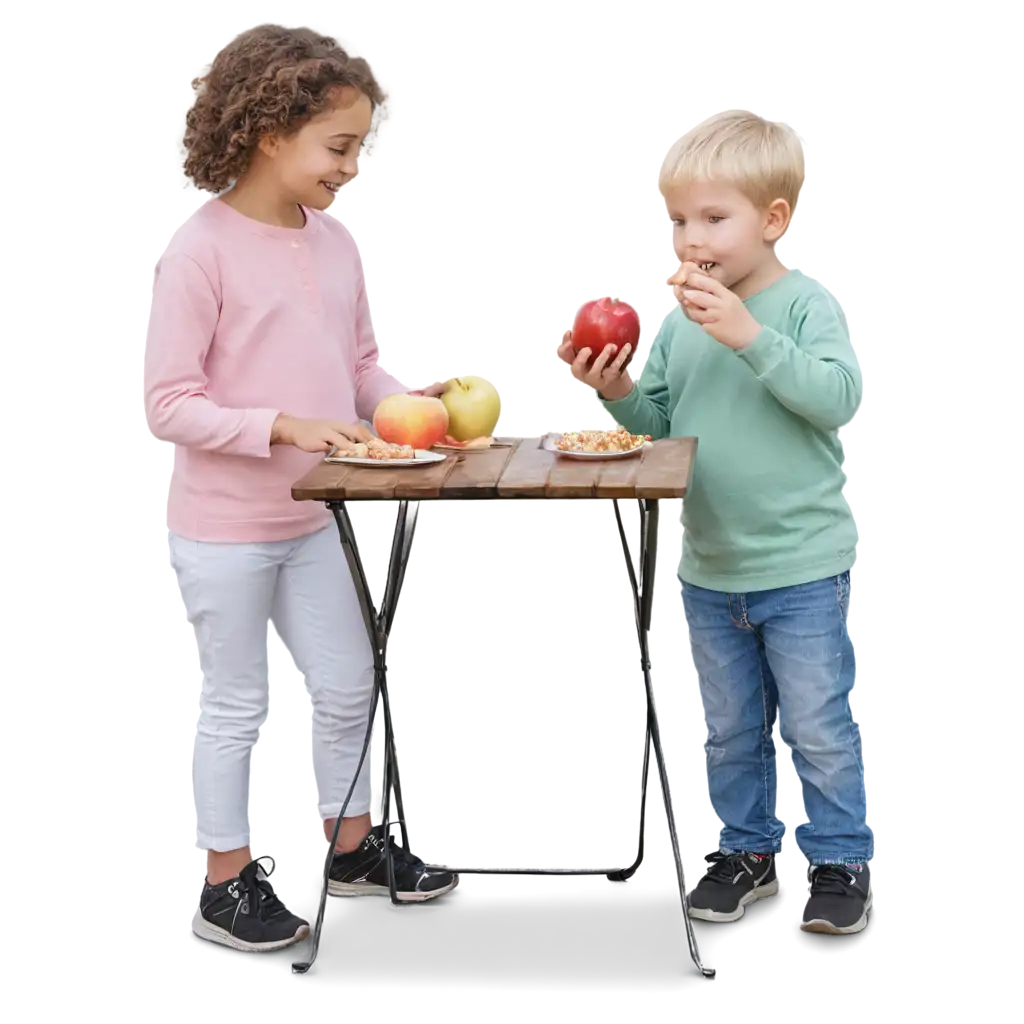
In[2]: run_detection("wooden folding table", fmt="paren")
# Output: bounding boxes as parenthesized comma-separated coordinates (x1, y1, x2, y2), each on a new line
(288, 436, 714, 979)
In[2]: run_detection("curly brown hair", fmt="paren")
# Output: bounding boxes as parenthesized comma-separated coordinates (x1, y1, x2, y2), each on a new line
(183, 24, 387, 193)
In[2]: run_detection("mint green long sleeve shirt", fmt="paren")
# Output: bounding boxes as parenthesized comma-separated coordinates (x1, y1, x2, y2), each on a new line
(600, 270, 861, 592)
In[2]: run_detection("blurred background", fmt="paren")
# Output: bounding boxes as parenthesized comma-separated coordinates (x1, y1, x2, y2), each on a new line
(2, 6, 1024, 999)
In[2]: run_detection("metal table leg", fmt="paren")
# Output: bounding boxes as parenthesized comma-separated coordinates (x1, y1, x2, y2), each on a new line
(610, 503, 651, 880)
(293, 500, 419, 973)
(294, 498, 714, 979)
(335, 497, 415, 864)
(614, 499, 714, 979)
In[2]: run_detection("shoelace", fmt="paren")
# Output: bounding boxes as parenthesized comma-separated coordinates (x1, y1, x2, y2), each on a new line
(808, 864, 859, 895)
(238, 856, 290, 921)
(702, 851, 754, 885)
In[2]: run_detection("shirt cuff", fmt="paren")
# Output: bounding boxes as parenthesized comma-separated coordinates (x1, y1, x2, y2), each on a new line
(598, 383, 641, 417)
(241, 408, 281, 456)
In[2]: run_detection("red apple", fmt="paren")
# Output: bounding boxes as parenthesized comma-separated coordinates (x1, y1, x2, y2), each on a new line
(372, 393, 449, 450)
(571, 297, 640, 368)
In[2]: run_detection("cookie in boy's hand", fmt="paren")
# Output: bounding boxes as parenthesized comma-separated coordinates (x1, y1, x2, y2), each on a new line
(669, 261, 706, 317)
(667, 263, 688, 287)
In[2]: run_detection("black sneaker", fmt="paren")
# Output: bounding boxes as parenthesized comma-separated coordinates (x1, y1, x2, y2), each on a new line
(686, 850, 779, 922)
(328, 824, 458, 902)
(801, 862, 872, 934)
(192, 857, 309, 952)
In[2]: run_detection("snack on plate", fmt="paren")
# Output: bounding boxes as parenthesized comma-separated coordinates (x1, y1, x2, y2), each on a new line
(554, 427, 651, 453)
(339, 437, 416, 460)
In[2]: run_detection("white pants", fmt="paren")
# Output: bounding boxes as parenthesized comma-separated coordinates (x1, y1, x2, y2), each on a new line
(169, 525, 375, 851)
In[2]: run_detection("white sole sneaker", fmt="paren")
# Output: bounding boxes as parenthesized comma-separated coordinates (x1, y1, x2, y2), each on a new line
(191, 909, 309, 952)
(328, 874, 458, 901)
(801, 891, 872, 934)
(687, 877, 780, 922)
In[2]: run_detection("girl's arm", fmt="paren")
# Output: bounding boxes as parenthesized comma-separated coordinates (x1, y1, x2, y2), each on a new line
(352, 271, 409, 422)
(143, 254, 280, 455)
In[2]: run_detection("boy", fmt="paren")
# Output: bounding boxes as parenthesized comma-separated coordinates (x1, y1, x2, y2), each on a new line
(557, 110, 872, 935)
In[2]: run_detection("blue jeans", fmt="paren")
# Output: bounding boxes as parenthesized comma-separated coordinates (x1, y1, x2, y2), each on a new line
(681, 572, 872, 865)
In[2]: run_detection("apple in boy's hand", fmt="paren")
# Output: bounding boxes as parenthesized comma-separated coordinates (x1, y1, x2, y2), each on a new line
(571, 298, 640, 368)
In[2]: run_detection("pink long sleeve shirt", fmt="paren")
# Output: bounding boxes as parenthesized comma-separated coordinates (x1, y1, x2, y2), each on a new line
(144, 199, 408, 542)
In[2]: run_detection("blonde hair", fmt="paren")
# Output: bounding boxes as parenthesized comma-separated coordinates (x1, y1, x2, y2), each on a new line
(659, 110, 805, 214)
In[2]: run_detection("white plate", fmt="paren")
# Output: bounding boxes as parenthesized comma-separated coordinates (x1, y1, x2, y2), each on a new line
(323, 448, 447, 467)
(542, 433, 651, 461)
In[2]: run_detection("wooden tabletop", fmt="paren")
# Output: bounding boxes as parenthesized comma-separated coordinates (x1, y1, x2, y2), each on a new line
(291, 436, 697, 502)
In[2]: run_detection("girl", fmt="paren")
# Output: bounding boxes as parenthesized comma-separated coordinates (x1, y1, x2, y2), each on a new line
(144, 24, 458, 954)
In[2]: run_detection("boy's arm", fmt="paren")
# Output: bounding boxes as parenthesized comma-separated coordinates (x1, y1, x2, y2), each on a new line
(143, 254, 280, 455)
(598, 317, 674, 439)
(738, 294, 862, 431)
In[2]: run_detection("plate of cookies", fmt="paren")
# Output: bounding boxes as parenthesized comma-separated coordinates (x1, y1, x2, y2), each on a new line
(324, 437, 447, 467)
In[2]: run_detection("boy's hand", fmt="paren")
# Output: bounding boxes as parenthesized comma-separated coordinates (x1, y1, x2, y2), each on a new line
(668, 262, 762, 351)
(271, 414, 373, 453)
(667, 261, 699, 308)
(552, 294, 663, 401)
(552, 329, 630, 405)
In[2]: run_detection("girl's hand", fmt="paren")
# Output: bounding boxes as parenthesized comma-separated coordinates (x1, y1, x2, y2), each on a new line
(411, 382, 448, 397)
(271, 414, 373, 452)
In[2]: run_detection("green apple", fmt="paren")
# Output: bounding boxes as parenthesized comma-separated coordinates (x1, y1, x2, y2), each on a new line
(440, 376, 501, 441)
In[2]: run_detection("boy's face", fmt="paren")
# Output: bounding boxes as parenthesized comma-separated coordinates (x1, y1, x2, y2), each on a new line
(263, 87, 373, 210)
(663, 180, 783, 292)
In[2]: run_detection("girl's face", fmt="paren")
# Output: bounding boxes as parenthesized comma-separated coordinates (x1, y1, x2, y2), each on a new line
(263, 87, 374, 210)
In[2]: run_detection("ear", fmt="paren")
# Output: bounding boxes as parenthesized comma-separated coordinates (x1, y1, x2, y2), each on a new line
(763, 198, 791, 242)
(257, 133, 281, 158)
